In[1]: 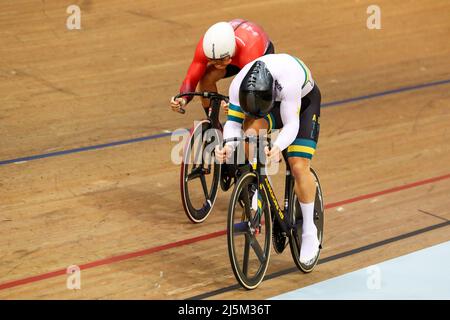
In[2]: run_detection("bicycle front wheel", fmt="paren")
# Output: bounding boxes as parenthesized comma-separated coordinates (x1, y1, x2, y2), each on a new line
(180, 120, 221, 223)
(227, 171, 272, 290)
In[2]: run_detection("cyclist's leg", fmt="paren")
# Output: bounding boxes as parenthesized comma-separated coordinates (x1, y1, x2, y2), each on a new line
(286, 84, 321, 263)
(287, 84, 321, 200)
(198, 65, 227, 111)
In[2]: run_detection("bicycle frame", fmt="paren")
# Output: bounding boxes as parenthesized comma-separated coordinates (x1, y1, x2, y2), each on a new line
(225, 135, 296, 235)
(259, 167, 294, 233)
(257, 148, 296, 237)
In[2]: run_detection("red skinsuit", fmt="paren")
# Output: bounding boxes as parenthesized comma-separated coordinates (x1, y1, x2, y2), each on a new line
(179, 19, 271, 103)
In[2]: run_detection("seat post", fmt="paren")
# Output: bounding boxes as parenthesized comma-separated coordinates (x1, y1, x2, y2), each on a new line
(209, 98, 221, 128)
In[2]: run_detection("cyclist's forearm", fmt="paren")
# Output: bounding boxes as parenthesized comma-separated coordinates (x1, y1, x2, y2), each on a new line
(273, 121, 299, 151)
(274, 97, 301, 151)
(223, 121, 242, 150)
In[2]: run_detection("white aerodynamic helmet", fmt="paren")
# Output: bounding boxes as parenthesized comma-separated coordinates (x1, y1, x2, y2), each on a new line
(202, 22, 236, 59)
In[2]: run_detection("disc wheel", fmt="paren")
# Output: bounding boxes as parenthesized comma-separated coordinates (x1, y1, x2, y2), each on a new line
(180, 120, 221, 223)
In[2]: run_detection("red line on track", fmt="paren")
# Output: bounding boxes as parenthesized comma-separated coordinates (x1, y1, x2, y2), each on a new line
(0, 230, 226, 291)
(1, 173, 449, 292)
(324, 173, 450, 209)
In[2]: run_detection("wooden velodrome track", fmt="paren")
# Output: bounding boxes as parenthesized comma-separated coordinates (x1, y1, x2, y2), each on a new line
(0, 0, 449, 299)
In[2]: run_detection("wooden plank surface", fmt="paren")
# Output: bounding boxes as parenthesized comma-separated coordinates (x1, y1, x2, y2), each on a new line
(0, 0, 449, 299)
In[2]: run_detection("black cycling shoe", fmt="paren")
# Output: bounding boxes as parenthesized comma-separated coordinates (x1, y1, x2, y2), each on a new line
(272, 218, 287, 254)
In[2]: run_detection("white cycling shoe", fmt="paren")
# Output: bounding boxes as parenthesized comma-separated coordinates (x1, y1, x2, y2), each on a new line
(299, 231, 320, 265)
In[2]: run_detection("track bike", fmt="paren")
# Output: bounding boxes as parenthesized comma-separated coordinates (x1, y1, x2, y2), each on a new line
(225, 135, 324, 289)
(175, 92, 236, 223)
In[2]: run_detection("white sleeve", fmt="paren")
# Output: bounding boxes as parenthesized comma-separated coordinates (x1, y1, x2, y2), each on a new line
(223, 75, 244, 149)
(273, 83, 301, 151)
(223, 121, 242, 148)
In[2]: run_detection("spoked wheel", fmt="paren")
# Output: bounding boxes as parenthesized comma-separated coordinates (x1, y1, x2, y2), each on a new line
(180, 120, 221, 223)
(227, 172, 272, 290)
(288, 167, 324, 273)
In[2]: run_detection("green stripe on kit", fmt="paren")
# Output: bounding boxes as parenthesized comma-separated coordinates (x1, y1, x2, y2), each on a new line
(292, 138, 317, 149)
(287, 151, 313, 159)
(227, 115, 244, 123)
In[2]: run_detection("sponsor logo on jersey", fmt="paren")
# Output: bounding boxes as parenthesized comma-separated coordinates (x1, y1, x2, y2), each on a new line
(275, 80, 283, 92)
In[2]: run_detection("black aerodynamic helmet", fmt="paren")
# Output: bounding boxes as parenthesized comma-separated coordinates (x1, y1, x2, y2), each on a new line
(239, 60, 276, 118)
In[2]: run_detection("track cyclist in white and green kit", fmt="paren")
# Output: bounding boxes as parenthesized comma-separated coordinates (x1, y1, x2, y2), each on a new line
(216, 53, 322, 265)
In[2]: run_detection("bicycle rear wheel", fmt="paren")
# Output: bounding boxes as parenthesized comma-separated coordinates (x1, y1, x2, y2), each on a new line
(180, 120, 221, 223)
(288, 167, 324, 273)
(227, 172, 272, 290)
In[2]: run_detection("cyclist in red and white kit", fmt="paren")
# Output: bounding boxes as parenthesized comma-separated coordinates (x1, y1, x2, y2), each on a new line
(170, 19, 274, 114)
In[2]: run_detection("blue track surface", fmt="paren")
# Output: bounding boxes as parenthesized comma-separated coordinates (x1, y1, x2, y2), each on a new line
(270, 240, 450, 300)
